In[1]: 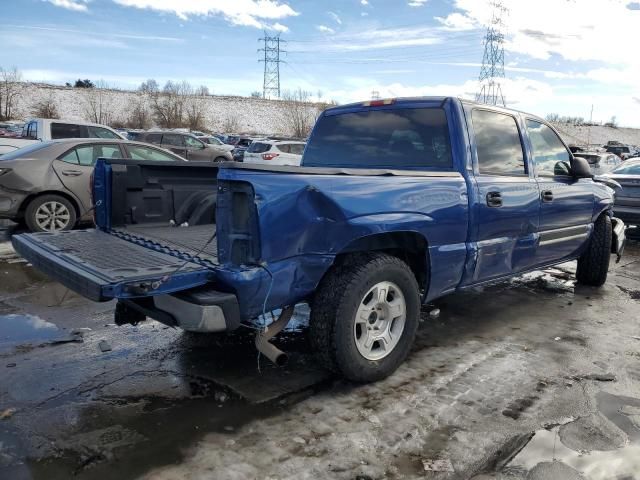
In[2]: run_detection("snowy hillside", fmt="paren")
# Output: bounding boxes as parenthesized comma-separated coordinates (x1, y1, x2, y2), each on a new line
(9, 83, 640, 146)
(12, 83, 323, 135)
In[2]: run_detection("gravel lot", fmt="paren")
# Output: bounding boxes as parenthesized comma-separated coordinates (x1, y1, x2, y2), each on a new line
(1, 221, 639, 480)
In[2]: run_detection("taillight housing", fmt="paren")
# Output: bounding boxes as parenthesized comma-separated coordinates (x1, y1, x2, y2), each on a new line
(262, 153, 279, 161)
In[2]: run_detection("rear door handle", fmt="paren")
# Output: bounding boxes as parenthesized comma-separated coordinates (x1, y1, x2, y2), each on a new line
(486, 191, 503, 207)
(61, 170, 83, 176)
(542, 190, 553, 202)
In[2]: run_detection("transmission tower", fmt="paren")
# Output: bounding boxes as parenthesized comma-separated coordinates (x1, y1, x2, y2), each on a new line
(371, 90, 380, 100)
(475, 1, 507, 107)
(259, 34, 286, 99)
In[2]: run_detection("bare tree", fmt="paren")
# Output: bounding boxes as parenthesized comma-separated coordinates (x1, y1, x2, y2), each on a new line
(125, 101, 152, 129)
(139, 79, 159, 94)
(222, 114, 240, 133)
(195, 85, 209, 96)
(150, 80, 192, 128)
(280, 88, 319, 138)
(83, 80, 114, 125)
(32, 95, 60, 119)
(0, 67, 23, 120)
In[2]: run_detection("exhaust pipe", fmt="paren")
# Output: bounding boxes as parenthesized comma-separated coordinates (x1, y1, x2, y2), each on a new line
(255, 306, 294, 367)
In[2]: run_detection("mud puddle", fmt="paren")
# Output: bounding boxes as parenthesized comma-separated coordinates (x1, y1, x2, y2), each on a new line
(0, 314, 82, 355)
(501, 393, 640, 479)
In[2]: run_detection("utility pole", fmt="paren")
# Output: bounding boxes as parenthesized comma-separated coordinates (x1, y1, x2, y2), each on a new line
(475, 1, 507, 107)
(587, 103, 594, 146)
(371, 90, 380, 100)
(258, 33, 286, 99)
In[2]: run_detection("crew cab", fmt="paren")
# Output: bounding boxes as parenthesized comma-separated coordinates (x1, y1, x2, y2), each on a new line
(12, 97, 625, 383)
(0, 119, 124, 155)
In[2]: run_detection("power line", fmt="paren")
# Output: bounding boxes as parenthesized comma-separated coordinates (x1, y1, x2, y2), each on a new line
(258, 33, 286, 99)
(475, 1, 507, 107)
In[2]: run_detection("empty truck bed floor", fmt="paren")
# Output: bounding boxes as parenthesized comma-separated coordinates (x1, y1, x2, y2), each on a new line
(113, 225, 219, 264)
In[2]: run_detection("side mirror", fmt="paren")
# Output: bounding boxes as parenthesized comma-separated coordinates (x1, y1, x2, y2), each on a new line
(570, 155, 593, 179)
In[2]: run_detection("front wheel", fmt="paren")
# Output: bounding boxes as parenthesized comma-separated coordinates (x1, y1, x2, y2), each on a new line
(576, 214, 612, 286)
(310, 253, 420, 383)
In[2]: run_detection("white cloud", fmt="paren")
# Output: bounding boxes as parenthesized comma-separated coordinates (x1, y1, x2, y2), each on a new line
(408, 0, 427, 6)
(435, 12, 476, 31)
(112, 0, 299, 29)
(44, 0, 90, 11)
(443, 0, 640, 66)
(361, 0, 369, 4)
(327, 11, 342, 24)
(316, 25, 335, 34)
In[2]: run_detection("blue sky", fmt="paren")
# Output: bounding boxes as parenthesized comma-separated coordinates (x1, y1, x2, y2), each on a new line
(2, 0, 640, 126)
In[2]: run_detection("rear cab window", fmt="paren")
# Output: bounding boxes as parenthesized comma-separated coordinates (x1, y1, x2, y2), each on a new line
(303, 107, 452, 169)
(471, 109, 525, 176)
(87, 126, 120, 139)
(51, 123, 83, 139)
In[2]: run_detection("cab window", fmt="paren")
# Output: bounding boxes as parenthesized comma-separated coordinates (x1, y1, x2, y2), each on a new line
(127, 145, 179, 161)
(472, 110, 525, 176)
(525, 119, 570, 176)
(87, 126, 120, 139)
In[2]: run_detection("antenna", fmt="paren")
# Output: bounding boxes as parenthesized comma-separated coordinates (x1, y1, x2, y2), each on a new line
(475, 1, 507, 106)
(258, 33, 286, 99)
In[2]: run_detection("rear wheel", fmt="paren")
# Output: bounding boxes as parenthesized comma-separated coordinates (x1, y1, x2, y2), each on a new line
(576, 214, 612, 286)
(214, 157, 227, 163)
(310, 253, 420, 383)
(25, 194, 77, 233)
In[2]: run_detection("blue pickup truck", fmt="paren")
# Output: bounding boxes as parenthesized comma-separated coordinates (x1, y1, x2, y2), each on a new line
(12, 97, 625, 382)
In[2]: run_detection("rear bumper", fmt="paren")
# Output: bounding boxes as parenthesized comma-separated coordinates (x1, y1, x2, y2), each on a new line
(611, 216, 626, 261)
(121, 287, 241, 332)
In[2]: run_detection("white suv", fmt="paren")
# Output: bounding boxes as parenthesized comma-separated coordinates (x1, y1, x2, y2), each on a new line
(243, 139, 306, 166)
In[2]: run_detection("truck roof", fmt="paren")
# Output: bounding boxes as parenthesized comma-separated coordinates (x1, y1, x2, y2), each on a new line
(324, 96, 546, 123)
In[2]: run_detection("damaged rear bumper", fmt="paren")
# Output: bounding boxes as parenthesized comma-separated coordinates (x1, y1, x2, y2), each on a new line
(611, 217, 626, 262)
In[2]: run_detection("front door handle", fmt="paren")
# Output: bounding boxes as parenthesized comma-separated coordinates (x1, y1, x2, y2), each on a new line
(542, 190, 554, 202)
(486, 191, 503, 207)
(61, 170, 83, 176)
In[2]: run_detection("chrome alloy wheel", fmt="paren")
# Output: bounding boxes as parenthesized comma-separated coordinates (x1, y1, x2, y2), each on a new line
(353, 281, 407, 361)
(35, 201, 71, 231)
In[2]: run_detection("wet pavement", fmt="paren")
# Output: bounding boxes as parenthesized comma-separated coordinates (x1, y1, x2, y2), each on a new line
(0, 219, 640, 479)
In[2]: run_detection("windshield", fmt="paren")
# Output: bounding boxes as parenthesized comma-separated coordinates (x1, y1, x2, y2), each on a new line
(611, 161, 640, 175)
(303, 107, 452, 169)
(0, 141, 52, 160)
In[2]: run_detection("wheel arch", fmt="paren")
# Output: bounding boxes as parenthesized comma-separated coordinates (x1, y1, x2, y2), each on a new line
(331, 231, 431, 297)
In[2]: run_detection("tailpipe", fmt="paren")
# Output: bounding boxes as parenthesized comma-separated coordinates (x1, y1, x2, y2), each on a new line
(255, 306, 294, 367)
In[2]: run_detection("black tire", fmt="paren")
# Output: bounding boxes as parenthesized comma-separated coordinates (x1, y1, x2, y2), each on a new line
(310, 253, 421, 383)
(214, 157, 227, 163)
(25, 194, 77, 233)
(576, 214, 612, 286)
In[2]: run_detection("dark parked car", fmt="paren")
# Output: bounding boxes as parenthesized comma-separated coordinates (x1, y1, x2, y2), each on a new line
(0, 139, 185, 232)
(231, 137, 254, 161)
(136, 132, 233, 162)
(12, 97, 625, 383)
(605, 144, 631, 159)
(604, 159, 640, 227)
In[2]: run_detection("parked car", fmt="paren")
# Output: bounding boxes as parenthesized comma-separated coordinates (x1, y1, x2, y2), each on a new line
(603, 159, 640, 227)
(231, 137, 253, 161)
(244, 139, 306, 166)
(0, 139, 184, 232)
(136, 131, 233, 162)
(0, 119, 125, 155)
(12, 97, 625, 383)
(573, 151, 621, 174)
(197, 135, 234, 152)
(605, 144, 631, 159)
